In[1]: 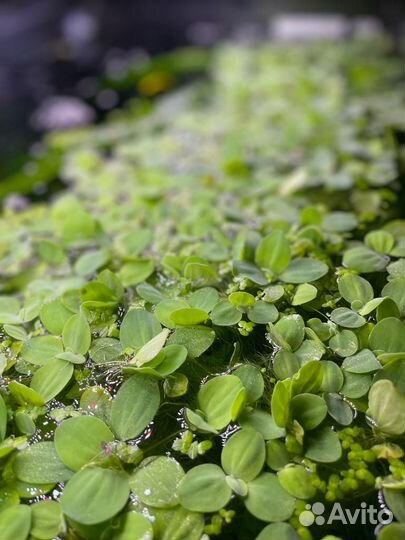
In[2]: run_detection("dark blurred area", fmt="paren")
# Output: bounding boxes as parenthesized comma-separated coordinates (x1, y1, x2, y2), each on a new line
(0, 0, 404, 179)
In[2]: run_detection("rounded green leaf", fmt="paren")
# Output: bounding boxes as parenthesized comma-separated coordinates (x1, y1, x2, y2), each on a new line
(338, 273, 374, 307)
(342, 246, 389, 273)
(323, 211, 357, 232)
(0, 505, 31, 540)
(278, 464, 317, 499)
(62, 312, 91, 355)
(155, 299, 189, 329)
(179, 464, 232, 513)
(272, 351, 300, 380)
(255, 230, 291, 274)
(280, 258, 328, 284)
(152, 506, 204, 540)
(89, 338, 122, 364)
(39, 297, 73, 335)
(234, 364, 264, 402)
(256, 522, 299, 540)
(20, 336, 63, 366)
(329, 329, 358, 357)
(305, 427, 342, 463)
(188, 287, 219, 312)
(167, 326, 215, 358)
(290, 394, 327, 430)
(342, 349, 381, 373)
(211, 300, 242, 326)
(330, 307, 366, 329)
(54, 416, 114, 471)
(198, 375, 246, 430)
(244, 473, 295, 522)
(130, 456, 184, 508)
(274, 314, 305, 351)
(31, 501, 63, 540)
(365, 230, 395, 254)
(221, 428, 265, 482)
(368, 380, 405, 436)
(111, 375, 160, 440)
(60, 467, 129, 525)
(170, 308, 209, 326)
(247, 301, 278, 324)
(291, 283, 317, 306)
(383, 278, 405, 316)
(30, 359, 74, 402)
(120, 310, 161, 350)
(110, 512, 154, 540)
(369, 317, 405, 354)
(14, 442, 72, 484)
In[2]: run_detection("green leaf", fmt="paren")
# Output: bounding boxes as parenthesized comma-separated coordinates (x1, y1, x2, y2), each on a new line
(330, 307, 366, 329)
(255, 230, 291, 274)
(0, 505, 31, 540)
(365, 230, 395, 254)
(152, 506, 204, 540)
(170, 308, 209, 326)
(377, 523, 405, 540)
(338, 274, 374, 307)
(198, 375, 246, 430)
(20, 336, 63, 366)
(291, 283, 317, 306)
(155, 299, 189, 329)
(131, 328, 170, 366)
(342, 349, 381, 373)
(233, 364, 264, 402)
(39, 297, 73, 335)
(239, 410, 285, 440)
(60, 467, 129, 525)
(167, 326, 215, 358)
(211, 300, 242, 326)
(342, 246, 389, 273)
(369, 318, 405, 353)
(383, 278, 405, 316)
(62, 312, 91, 355)
(368, 380, 405, 436)
(278, 464, 317, 499)
(244, 473, 295, 522)
(0, 394, 7, 441)
(325, 393, 354, 425)
(110, 374, 160, 440)
(329, 329, 358, 357)
(8, 381, 45, 406)
(31, 501, 63, 540)
(290, 394, 327, 430)
(108, 512, 154, 540)
(280, 258, 328, 284)
(305, 427, 342, 463)
(221, 428, 265, 481)
(272, 350, 300, 380)
(274, 315, 305, 351)
(188, 287, 219, 312)
(89, 338, 122, 364)
(179, 464, 232, 512)
(54, 416, 114, 471)
(271, 380, 291, 428)
(30, 358, 73, 402)
(256, 522, 300, 540)
(247, 301, 278, 324)
(323, 212, 357, 232)
(119, 259, 154, 287)
(129, 456, 184, 508)
(120, 309, 162, 350)
(341, 371, 372, 399)
(14, 442, 73, 484)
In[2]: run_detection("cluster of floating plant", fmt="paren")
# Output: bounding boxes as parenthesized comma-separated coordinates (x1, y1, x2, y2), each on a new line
(0, 38, 405, 540)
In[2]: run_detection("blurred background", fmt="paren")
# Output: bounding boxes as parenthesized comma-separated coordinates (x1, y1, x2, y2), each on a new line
(0, 0, 404, 185)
